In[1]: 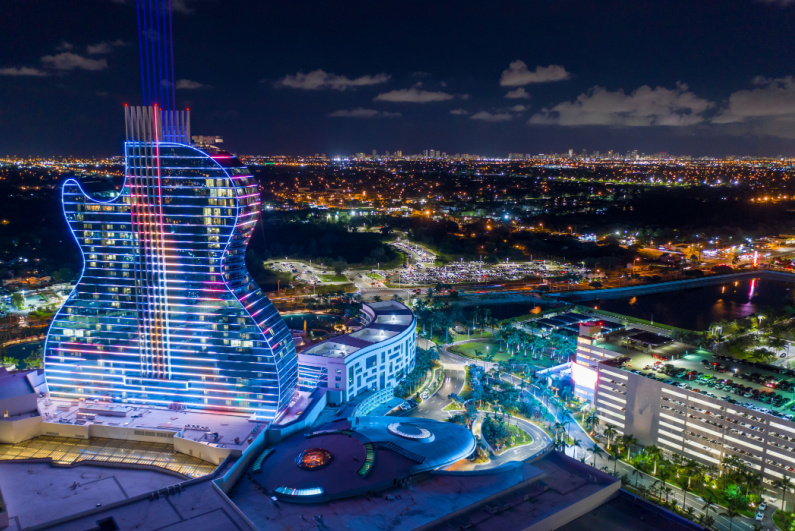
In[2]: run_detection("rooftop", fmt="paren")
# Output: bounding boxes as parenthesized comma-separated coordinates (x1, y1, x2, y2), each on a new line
(234, 451, 621, 531)
(302, 301, 414, 359)
(0, 461, 181, 529)
(39, 397, 267, 450)
(588, 329, 795, 418)
(249, 416, 475, 502)
(0, 370, 34, 400)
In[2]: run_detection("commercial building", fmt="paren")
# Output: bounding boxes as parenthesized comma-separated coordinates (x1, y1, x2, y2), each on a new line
(575, 323, 795, 492)
(44, 106, 298, 420)
(297, 300, 416, 404)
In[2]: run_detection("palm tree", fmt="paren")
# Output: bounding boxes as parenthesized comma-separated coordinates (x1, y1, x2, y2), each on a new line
(701, 490, 717, 525)
(591, 445, 605, 468)
(584, 409, 599, 435)
(631, 465, 642, 488)
(608, 453, 619, 476)
(773, 476, 794, 511)
(648, 479, 660, 501)
(570, 439, 582, 460)
(645, 445, 663, 475)
(720, 497, 744, 531)
(604, 426, 617, 451)
(680, 480, 691, 512)
(620, 433, 638, 460)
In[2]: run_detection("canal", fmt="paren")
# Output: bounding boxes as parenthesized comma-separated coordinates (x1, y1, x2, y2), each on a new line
(580, 277, 795, 330)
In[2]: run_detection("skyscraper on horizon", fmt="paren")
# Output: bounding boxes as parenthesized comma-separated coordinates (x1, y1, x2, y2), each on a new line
(43, 105, 298, 420)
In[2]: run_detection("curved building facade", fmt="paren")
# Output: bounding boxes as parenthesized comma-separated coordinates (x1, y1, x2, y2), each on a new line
(44, 106, 297, 420)
(298, 300, 416, 402)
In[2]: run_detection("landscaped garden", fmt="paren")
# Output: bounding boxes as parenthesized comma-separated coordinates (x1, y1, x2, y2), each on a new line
(480, 414, 532, 452)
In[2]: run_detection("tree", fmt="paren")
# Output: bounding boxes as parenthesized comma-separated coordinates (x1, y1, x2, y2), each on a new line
(608, 453, 619, 476)
(570, 439, 582, 460)
(584, 409, 599, 436)
(720, 496, 744, 531)
(332, 259, 347, 276)
(773, 476, 793, 511)
(11, 293, 25, 310)
(645, 445, 663, 475)
(604, 425, 617, 451)
(679, 478, 691, 512)
(620, 433, 638, 460)
(591, 445, 605, 468)
(631, 465, 642, 488)
(702, 490, 717, 525)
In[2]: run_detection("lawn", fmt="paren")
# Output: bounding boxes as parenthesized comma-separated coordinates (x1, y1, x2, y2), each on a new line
(505, 424, 533, 449)
(774, 510, 794, 531)
(448, 340, 554, 368)
(319, 274, 348, 283)
(448, 340, 510, 361)
(485, 423, 533, 452)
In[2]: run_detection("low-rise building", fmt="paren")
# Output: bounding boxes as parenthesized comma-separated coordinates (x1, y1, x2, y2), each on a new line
(298, 301, 416, 404)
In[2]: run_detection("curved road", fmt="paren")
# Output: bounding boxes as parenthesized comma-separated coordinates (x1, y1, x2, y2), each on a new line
(400, 346, 552, 468)
(439, 346, 761, 531)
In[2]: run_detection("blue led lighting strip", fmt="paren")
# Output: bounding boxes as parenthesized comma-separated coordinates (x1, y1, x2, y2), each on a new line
(44, 113, 298, 417)
(137, 0, 176, 109)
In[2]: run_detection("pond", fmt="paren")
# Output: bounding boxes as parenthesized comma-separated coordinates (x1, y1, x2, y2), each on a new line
(4, 340, 43, 368)
(580, 277, 795, 331)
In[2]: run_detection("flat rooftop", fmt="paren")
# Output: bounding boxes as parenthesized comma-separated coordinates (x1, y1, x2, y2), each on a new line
(558, 490, 702, 531)
(40, 397, 267, 451)
(590, 329, 795, 418)
(302, 300, 414, 359)
(232, 452, 619, 531)
(0, 461, 180, 530)
(0, 371, 34, 400)
(19, 460, 250, 531)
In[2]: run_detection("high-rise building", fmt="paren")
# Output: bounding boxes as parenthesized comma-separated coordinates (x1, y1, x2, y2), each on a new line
(43, 106, 298, 420)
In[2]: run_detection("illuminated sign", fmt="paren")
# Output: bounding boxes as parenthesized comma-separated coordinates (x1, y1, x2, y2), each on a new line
(572, 363, 598, 390)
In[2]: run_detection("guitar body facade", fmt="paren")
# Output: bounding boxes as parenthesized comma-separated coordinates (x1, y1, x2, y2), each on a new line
(44, 106, 297, 419)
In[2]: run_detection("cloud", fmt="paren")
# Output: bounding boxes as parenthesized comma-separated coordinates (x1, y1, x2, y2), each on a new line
(509, 105, 529, 112)
(175, 78, 207, 89)
(40, 52, 108, 71)
(55, 41, 73, 51)
(276, 69, 390, 90)
(327, 108, 401, 118)
(713, 76, 795, 123)
(500, 61, 571, 86)
(529, 83, 712, 127)
(374, 87, 455, 103)
(471, 110, 513, 122)
(505, 87, 530, 99)
(86, 40, 126, 54)
(0, 67, 47, 76)
(711, 76, 795, 138)
(450, 108, 469, 115)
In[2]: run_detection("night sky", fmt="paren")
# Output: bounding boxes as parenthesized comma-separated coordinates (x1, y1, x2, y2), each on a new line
(2, 0, 795, 157)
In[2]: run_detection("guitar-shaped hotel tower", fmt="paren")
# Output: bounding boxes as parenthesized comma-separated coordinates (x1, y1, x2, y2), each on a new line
(43, 105, 298, 420)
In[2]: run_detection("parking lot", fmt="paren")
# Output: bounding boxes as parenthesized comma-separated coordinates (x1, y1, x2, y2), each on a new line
(628, 350, 795, 419)
(393, 260, 588, 287)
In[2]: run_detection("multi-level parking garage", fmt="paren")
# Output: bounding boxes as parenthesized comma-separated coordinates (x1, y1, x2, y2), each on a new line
(574, 324, 795, 491)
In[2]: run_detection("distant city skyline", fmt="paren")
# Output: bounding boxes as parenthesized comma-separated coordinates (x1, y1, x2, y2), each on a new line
(3, 1, 795, 156)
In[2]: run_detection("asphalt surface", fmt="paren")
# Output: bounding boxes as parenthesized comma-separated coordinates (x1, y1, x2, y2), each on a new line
(445, 350, 765, 531)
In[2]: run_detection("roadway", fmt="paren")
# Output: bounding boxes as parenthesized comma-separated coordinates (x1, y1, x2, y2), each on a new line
(442, 348, 763, 531)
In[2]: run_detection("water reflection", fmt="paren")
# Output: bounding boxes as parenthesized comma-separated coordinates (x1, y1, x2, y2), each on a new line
(584, 278, 795, 331)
